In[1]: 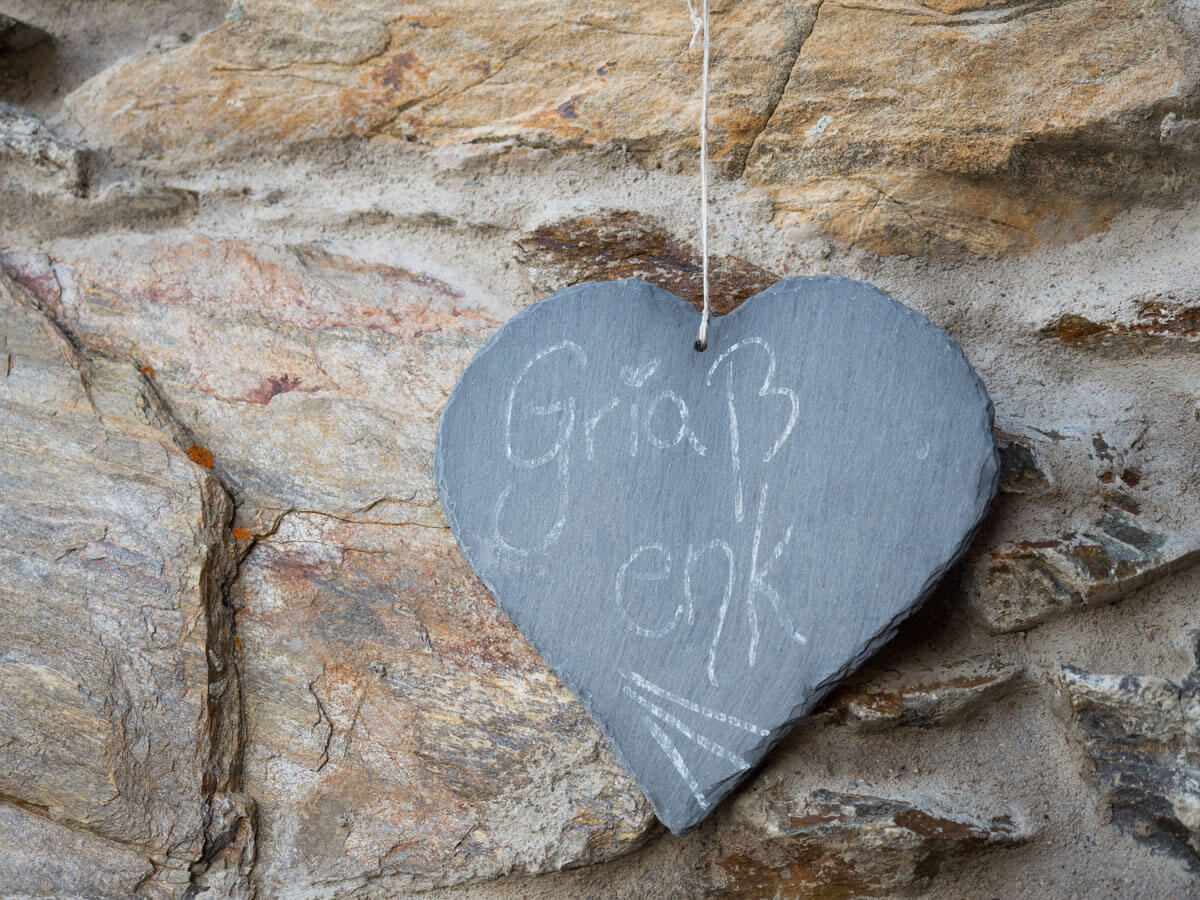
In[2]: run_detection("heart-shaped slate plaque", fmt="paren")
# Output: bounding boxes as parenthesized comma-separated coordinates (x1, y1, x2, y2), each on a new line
(435, 275, 998, 834)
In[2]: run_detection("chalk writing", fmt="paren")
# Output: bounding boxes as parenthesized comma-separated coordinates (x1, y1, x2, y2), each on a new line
(437, 275, 1000, 833)
(498, 344, 715, 555)
(615, 545, 682, 638)
(623, 670, 766, 811)
(624, 669, 769, 737)
(497, 336, 805, 794)
(494, 340, 586, 555)
(705, 337, 800, 522)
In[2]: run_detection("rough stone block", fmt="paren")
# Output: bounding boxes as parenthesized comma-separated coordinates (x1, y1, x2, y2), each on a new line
(0, 272, 243, 893)
(818, 656, 1023, 731)
(970, 507, 1200, 633)
(1056, 646, 1200, 870)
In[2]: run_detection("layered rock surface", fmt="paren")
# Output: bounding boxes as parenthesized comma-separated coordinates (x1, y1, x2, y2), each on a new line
(57, 0, 1200, 254)
(1056, 640, 1200, 871)
(0, 238, 656, 896)
(0, 270, 243, 895)
(239, 513, 654, 895)
(970, 504, 1200, 632)
(711, 787, 1034, 896)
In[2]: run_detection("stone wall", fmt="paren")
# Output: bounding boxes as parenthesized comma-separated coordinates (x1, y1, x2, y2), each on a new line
(1, 1, 1199, 896)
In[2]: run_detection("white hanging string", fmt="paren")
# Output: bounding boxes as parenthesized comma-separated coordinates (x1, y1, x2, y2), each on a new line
(686, 0, 711, 351)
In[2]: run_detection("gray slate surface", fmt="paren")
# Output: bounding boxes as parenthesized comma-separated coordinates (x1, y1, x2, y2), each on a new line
(436, 276, 998, 833)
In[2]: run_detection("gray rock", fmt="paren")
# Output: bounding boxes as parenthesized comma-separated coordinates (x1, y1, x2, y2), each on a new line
(1056, 644, 1200, 870)
(0, 101, 87, 195)
(970, 505, 1200, 633)
(0, 801, 156, 899)
(995, 428, 1053, 495)
(713, 787, 1035, 897)
(818, 656, 1023, 731)
(437, 276, 998, 833)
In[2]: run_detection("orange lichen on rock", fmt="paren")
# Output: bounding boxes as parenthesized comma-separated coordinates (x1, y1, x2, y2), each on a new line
(186, 444, 214, 469)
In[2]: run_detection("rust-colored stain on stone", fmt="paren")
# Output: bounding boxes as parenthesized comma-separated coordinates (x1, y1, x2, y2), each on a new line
(893, 808, 1003, 844)
(516, 211, 778, 314)
(1010, 534, 1078, 551)
(714, 789, 1031, 898)
(1135, 297, 1200, 336)
(822, 683, 905, 717)
(0, 247, 65, 316)
(186, 444, 214, 469)
(1041, 295, 1200, 344)
(1039, 313, 1110, 343)
(817, 657, 1020, 728)
(245, 374, 305, 405)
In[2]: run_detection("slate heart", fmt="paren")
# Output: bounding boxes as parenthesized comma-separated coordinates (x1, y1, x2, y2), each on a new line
(435, 276, 998, 834)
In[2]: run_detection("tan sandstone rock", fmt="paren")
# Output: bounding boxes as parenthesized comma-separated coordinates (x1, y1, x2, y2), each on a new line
(0, 237, 494, 533)
(64, 0, 810, 166)
(63, 0, 1200, 254)
(238, 513, 654, 895)
(749, 0, 1200, 254)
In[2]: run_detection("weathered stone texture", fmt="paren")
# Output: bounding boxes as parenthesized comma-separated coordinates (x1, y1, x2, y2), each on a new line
(0, 237, 493, 533)
(0, 237, 656, 893)
(749, 0, 1200, 254)
(61, 0, 1200, 253)
(0, 271, 243, 893)
(516, 211, 778, 314)
(0, 101, 86, 194)
(2, 0, 1199, 894)
(818, 656, 1023, 731)
(711, 787, 1034, 897)
(968, 505, 1200, 633)
(0, 802, 158, 899)
(994, 429, 1053, 496)
(1056, 646, 1200, 869)
(65, 1, 812, 167)
(238, 513, 653, 895)
(1040, 293, 1200, 345)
